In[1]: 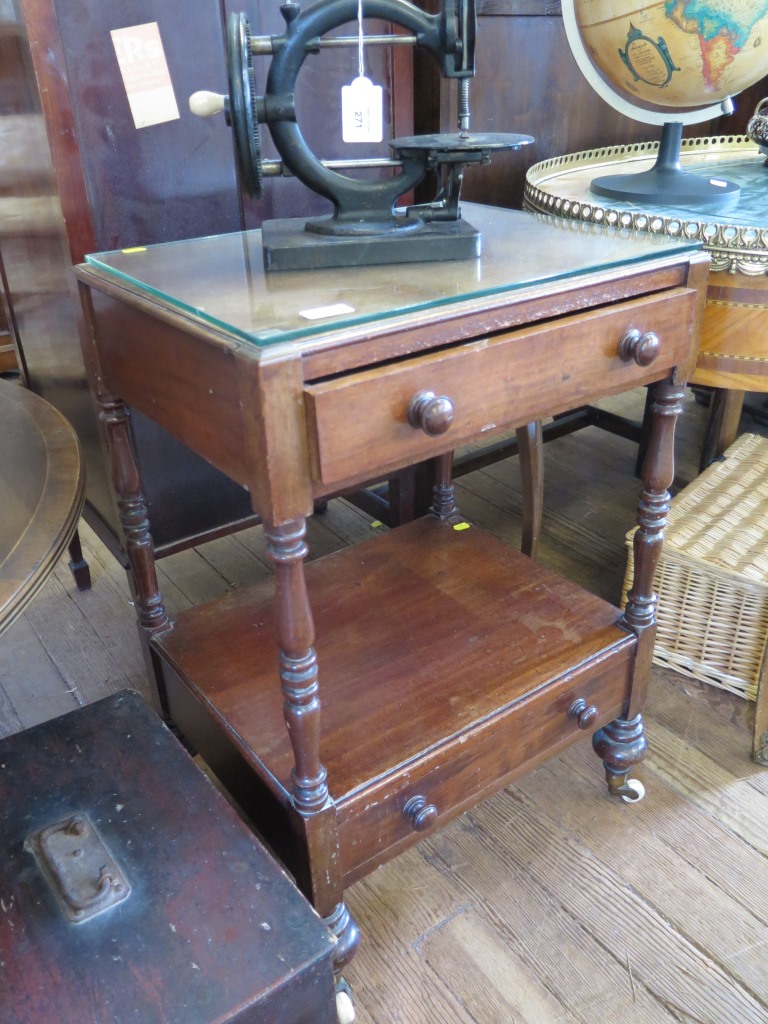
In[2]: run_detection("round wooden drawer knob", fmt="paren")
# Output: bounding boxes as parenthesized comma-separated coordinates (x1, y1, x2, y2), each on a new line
(403, 795, 438, 831)
(568, 697, 599, 730)
(618, 329, 660, 367)
(407, 390, 455, 436)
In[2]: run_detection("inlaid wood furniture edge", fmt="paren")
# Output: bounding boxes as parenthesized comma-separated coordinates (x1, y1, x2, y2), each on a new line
(694, 355, 768, 381)
(524, 135, 768, 276)
(693, 296, 768, 381)
(75, 252, 698, 381)
(0, 381, 85, 635)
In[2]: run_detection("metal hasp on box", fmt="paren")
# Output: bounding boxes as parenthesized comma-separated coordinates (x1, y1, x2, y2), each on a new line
(0, 691, 337, 1024)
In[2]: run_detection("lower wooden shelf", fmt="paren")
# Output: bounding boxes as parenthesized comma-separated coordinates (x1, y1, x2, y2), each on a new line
(154, 516, 638, 885)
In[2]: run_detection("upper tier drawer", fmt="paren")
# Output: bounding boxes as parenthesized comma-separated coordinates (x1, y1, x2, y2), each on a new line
(303, 287, 696, 487)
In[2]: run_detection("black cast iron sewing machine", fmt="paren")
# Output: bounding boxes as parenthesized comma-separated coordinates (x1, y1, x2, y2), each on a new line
(191, 0, 532, 269)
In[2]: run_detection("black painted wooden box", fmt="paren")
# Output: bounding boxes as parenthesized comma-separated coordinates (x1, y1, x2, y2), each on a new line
(0, 691, 336, 1024)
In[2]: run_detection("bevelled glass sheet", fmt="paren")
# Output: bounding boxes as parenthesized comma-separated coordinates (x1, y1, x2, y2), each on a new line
(84, 204, 701, 348)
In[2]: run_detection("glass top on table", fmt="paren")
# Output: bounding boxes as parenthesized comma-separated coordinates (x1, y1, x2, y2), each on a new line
(84, 203, 701, 349)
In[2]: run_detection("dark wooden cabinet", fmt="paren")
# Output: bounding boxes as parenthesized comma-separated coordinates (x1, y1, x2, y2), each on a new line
(2, 1, 249, 557)
(1, 0, 412, 561)
(0, 691, 337, 1024)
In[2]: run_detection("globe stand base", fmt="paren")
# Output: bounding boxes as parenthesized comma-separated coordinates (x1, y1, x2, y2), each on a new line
(590, 121, 741, 209)
(590, 168, 740, 207)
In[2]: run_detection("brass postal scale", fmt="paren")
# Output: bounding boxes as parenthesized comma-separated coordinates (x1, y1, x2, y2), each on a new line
(190, 0, 533, 270)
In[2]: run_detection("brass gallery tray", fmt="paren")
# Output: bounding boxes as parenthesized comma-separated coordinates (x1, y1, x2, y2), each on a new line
(524, 135, 768, 276)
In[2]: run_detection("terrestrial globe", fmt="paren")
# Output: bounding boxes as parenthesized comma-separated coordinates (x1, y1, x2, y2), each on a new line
(562, 0, 768, 204)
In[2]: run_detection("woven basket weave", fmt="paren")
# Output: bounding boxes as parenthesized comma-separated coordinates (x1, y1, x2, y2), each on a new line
(622, 433, 768, 700)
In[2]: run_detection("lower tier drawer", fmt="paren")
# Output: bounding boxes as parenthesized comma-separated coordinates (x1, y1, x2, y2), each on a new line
(337, 642, 632, 884)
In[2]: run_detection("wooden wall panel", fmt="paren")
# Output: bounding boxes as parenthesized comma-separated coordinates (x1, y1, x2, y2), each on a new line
(3, 0, 255, 555)
(3, 0, 416, 559)
(38, 0, 243, 257)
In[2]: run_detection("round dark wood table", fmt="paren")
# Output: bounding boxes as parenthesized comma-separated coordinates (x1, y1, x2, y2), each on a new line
(0, 379, 84, 636)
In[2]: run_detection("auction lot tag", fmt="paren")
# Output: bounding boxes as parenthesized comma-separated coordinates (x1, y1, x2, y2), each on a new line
(111, 23, 180, 129)
(341, 76, 383, 143)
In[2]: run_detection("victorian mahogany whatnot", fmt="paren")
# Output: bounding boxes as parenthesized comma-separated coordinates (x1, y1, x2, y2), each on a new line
(74, 204, 708, 1004)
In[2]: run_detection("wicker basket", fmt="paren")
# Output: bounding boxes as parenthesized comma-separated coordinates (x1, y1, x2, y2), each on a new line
(622, 433, 768, 700)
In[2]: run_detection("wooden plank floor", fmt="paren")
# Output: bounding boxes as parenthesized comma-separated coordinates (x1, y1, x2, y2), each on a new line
(3, 389, 767, 1023)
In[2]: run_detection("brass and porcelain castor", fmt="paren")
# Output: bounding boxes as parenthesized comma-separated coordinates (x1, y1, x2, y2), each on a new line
(336, 978, 355, 1024)
(592, 715, 648, 805)
(616, 777, 645, 803)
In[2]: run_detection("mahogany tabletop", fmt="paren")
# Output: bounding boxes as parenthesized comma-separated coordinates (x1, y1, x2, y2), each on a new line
(0, 379, 84, 636)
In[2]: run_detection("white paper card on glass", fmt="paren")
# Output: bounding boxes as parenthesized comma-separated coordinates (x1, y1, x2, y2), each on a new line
(111, 23, 180, 129)
(299, 303, 356, 320)
(341, 76, 383, 143)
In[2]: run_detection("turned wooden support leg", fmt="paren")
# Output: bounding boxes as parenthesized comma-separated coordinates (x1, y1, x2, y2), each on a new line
(595, 379, 685, 800)
(752, 646, 768, 767)
(623, 379, 684, 639)
(701, 387, 743, 471)
(324, 901, 361, 973)
(592, 715, 647, 801)
(431, 451, 459, 520)
(386, 468, 417, 527)
(99, 395, 172, 715)
(264, 519, 360, 972)
(264, 518, 329, 814)
(753, 687, 768, 767)
(635, 386, 654, 479)
(516, 421, 543, 559)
